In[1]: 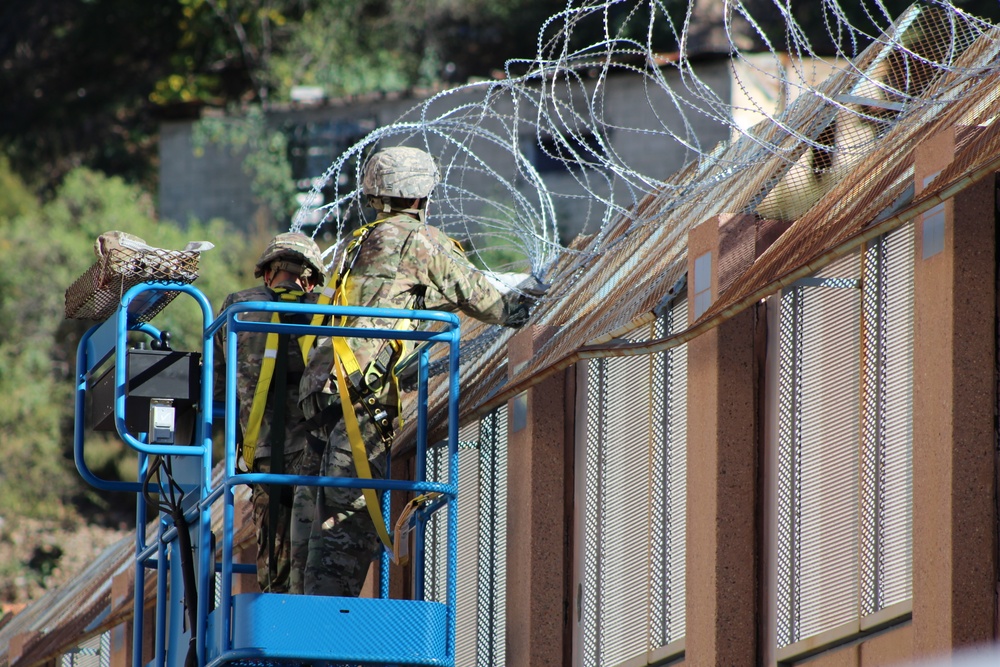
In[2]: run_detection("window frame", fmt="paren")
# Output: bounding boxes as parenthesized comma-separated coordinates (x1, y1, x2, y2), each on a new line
(764, 224, 915, 665)
(573, 296, 689, 667)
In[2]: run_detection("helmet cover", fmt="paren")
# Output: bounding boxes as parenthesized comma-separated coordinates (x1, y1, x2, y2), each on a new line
(254, 232, 326, 286)
(361, 146, 440, 200)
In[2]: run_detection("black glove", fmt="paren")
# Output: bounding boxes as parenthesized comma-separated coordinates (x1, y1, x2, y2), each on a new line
(501, 273, 549, 328)
(505, 297, 533, 328)
(515, 275, 549, 298)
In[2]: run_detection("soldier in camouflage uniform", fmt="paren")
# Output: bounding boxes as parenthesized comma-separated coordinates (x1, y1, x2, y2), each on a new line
(293, 146, 533, 597)
(214, 232, 326, 593)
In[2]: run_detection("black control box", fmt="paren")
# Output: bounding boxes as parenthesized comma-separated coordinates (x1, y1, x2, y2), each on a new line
(89, 349, 201, 437)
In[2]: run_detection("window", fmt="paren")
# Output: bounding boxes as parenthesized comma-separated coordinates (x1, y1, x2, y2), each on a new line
(532, 131, 608, 173)
(576, 296, 688, 667)
(60, 633, 110, 667)
(770, 223, 914, 660)
(423, 406, 508, 666)
(285, 119, 374, 229)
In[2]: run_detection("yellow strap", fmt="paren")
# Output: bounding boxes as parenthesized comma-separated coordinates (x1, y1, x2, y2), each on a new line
(242, 313, 281, 467)
(242, 290, 309, 466)
(274, 286, 312, 366)
(294, 221, 416, 557)
(298, 284, 336, 356)
(332, 338, 396, 557)
(293, 328, 310, 366)
(298, 220, 382, 354)
(392, 492, 443, 566)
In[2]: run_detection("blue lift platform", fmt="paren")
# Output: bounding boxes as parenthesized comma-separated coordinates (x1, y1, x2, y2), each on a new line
(73, 281, 463, 667)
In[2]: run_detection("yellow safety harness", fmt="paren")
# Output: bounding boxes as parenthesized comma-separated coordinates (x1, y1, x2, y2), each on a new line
(299, 220, 419, 561)
(242, 287, 311, 468)
(245, 219, 461, 563)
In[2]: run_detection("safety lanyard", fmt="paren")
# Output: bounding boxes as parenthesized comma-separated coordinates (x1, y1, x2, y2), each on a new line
(331, 337, 397, 554)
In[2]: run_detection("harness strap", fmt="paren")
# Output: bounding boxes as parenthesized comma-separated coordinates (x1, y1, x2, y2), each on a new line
(265, 322, 289, 591)
(242, 288, 308, 467)
(300, 217, 449, 561)
(298, 220, 380, 354)
(331, 338, 396, 557)
(392, 492, 443, 566)
(301, 219, 407, 435)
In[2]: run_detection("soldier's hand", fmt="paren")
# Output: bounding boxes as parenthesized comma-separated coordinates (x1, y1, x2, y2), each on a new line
(500, 273, 548, 328)
(515, 274, 549, 298)
(505, 299, 533, 328)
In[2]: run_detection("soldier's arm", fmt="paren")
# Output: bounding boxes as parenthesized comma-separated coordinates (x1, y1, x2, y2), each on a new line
(418, 227, 512, 325)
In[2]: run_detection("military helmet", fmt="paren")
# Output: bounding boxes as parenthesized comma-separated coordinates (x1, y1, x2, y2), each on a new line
(254, 232, 326, 286)
(361, 146, 440, 200)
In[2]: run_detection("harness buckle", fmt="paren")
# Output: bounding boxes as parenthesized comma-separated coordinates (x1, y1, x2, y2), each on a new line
(363, 360, 387, 393)
(343, 379, 395, 444)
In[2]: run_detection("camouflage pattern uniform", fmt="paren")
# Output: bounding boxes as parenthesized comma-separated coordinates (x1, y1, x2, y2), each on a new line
(214, 283, 316, 593)
(294, 211, 516, 597)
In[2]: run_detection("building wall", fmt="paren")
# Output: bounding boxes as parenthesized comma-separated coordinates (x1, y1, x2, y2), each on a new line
(158, 121, 259, 228)
(503, 129, 998, 667)
(157, 60, 736, 242)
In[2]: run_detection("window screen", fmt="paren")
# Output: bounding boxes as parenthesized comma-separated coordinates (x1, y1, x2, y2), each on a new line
(578, 296, 688, 666)
(860, 228, 914, 616)
(60, 633, 110, 667)
(774, 223, 914, 651)
(423, 405, 508, 666)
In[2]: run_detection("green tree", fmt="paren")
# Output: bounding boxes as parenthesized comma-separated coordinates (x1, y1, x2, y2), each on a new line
(193, 105, 299, 222)
(0, 2, 186, 191)
(149, 0, 309, 106)
(4, 0, 1000, 194)
(0, 157, 38, 224)
(0, 164, 257, 520)
(159, 0, 576, 103)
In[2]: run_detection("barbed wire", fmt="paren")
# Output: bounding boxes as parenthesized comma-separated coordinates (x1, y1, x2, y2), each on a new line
(292, 0, 994, 298)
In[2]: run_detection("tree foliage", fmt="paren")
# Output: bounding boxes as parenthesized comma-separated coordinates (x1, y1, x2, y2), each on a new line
(149, 0, 311, 106)
(0, 0, 572, 192)
(193, 105, 299, 222)
(5, 0, 1000, 193)
(162, 0, 575, 102)
(0, 162, 258, 520)
(0, 2, 186, 191)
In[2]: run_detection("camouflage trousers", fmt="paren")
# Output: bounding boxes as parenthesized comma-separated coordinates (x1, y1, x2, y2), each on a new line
(251, 449, 307, 593)
(291, 393, 391, 597)
(288, 444, 321, 594)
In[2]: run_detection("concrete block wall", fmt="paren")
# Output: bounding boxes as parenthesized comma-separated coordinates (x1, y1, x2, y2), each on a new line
(158, 122, 259, 228)
(157, 61, 735, 242)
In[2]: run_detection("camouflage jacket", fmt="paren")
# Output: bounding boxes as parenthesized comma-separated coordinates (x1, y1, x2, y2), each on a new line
(214, 284, 316, 459)
(300, 212, 513, 411)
